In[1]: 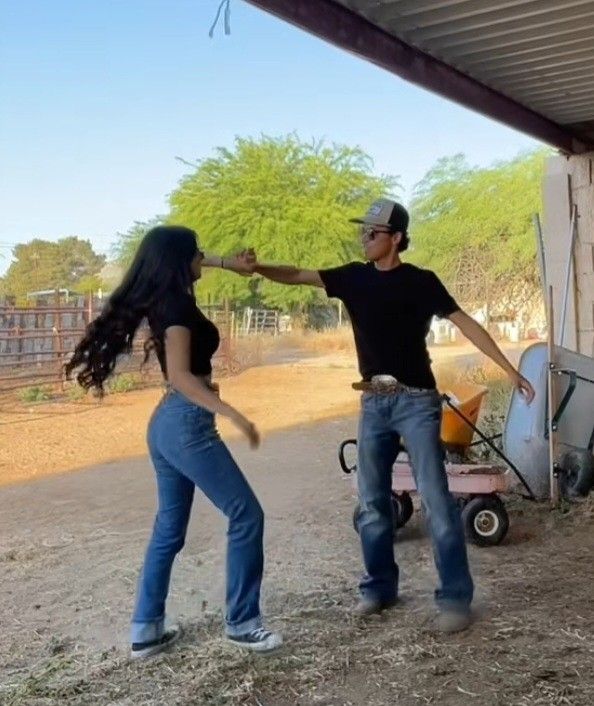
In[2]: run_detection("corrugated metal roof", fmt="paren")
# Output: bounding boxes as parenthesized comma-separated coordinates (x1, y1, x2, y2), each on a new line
(336, 0, 594, 144)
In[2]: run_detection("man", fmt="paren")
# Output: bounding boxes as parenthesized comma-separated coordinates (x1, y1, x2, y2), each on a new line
(247, 199, 534, 633)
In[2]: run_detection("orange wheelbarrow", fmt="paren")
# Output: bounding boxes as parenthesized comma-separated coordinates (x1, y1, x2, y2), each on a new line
(339, 382, 535, 547)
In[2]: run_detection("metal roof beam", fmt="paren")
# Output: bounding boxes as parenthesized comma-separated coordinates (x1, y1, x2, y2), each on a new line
(534, 96, 594, 113)
(495, 65, 594, 91)
(435, 21, 594, 58)
(396, 1, 593, 42)
(403, 4, 594, 47)
(549, 107, 594, 122)
(516, 83, 594, 102)
(482, 55, 594, 81)
(245, 0, 592, 153)
(371, 0, 570, 26)
(462, 38, 594, 71)
(358, 0, 472, 18)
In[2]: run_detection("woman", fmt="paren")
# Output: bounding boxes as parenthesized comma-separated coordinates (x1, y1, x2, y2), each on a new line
(65, 225, 282, 658)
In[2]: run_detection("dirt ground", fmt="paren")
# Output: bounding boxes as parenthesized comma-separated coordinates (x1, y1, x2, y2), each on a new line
(0, 363, 357, 487)
(4, 340, 591, 706)
(1, 416, 594, 706)
(0, 341, 524, 488)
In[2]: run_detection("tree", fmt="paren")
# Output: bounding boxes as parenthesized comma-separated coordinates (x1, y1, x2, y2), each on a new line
(2, 237, 106, 302)
(408, 149, 551, 313)
(168, 134, 399, 310)
(73, 274, 105, 296)
(112, 216, 165, 267)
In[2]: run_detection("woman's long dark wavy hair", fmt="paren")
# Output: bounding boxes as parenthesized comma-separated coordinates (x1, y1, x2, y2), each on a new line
(65, 225, 198, 395)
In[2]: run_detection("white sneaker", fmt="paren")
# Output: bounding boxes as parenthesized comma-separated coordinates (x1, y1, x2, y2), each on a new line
(226, 627, 283, 653)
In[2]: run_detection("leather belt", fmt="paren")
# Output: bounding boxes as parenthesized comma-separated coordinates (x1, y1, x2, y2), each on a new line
(352, 376, 431, 395)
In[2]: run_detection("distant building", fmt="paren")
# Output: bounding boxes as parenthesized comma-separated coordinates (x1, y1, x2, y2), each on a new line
(25, 289, 78, 305)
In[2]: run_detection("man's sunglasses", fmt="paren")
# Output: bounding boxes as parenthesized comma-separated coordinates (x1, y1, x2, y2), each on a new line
(360, 225, 393, 240)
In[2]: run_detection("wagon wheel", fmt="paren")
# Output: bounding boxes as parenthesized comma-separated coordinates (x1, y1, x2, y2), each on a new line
(352, 491, 414, 537)
(558, 449, 594, 498)
(352, 504, 361, 533)
(444, 445, 467, 464)
(392, 491, 414, 528)
(462, 495, 509, 547)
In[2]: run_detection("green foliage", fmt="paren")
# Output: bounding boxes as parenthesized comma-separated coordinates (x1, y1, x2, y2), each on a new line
(107, 373, 141, 394)
(19, 386, 52, 403)
(112, 216, 165, 268)
(2, 237, 106, 302)
(65, 384, 87, 401)
(169, 135, 399, 310)
(72, 274, 104, 295)
(408, 149, 551, 309)
(88, 139, 552, 318)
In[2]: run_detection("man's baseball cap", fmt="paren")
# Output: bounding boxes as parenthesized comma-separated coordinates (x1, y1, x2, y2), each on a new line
(349, 198, 409, 233)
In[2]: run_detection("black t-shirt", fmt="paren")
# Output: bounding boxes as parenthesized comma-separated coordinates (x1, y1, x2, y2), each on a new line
(148, 293, 220, 378)
(319, 262, 459, 389)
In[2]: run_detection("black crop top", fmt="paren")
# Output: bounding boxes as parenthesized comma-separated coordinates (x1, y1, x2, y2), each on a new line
(148, 293, 220, 378)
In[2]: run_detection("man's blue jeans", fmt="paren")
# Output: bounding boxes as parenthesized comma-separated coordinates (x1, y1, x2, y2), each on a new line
(356, 389, 473, 609)
(131, 391, 264, 643)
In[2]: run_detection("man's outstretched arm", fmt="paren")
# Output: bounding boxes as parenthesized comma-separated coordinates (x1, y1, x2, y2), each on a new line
(254, 263, 324, 287)
(201, 250, 324, 287)
(448, 310, 535, 403)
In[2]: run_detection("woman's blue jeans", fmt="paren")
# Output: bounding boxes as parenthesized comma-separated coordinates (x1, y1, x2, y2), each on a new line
(130, 391, 264, 642)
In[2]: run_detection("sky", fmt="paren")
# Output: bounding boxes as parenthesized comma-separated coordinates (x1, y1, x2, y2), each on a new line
(0, 0, 540, 274)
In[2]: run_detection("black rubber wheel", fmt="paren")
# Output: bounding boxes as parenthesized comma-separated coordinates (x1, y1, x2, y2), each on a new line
(444, 446, 467, 464)
(352, 491, 414, 536)
(558, 449, 594, 498)
(462, 495, 509, 547)
(352, 503, 361, 533)
(393, 491, 414, 529)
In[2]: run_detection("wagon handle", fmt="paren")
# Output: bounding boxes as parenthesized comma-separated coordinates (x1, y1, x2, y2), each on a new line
(338, 438, 358, 474)
(442, 393, 537, 500)
(545, 369, 577, 438)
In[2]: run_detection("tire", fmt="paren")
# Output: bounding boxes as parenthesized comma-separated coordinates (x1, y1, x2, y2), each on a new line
(352, 492, 414, 536)
(352, 503, 362, 533)
(445, 447, 466, 464)
(392, 491, 414, 529)
(462, 495, 509, 547)
(558, 449, 594, 498)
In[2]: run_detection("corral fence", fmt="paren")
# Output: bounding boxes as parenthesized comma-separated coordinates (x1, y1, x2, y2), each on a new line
(0, 297, 283, 397)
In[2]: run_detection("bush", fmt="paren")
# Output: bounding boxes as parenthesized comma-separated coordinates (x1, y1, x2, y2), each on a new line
(65, 384, 86, 401)
(19, 386, 52, 403)
(107, 373, 141, 394)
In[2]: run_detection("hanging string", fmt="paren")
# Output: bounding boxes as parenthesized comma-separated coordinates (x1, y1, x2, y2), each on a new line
(209, 0, 232, 38)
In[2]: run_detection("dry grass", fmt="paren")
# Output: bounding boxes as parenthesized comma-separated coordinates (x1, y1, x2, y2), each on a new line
(2, 498, 594, 706)
(232, 335, 274, 370)
(281, 327, 356, 356)
(2, 335, 593, 705)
